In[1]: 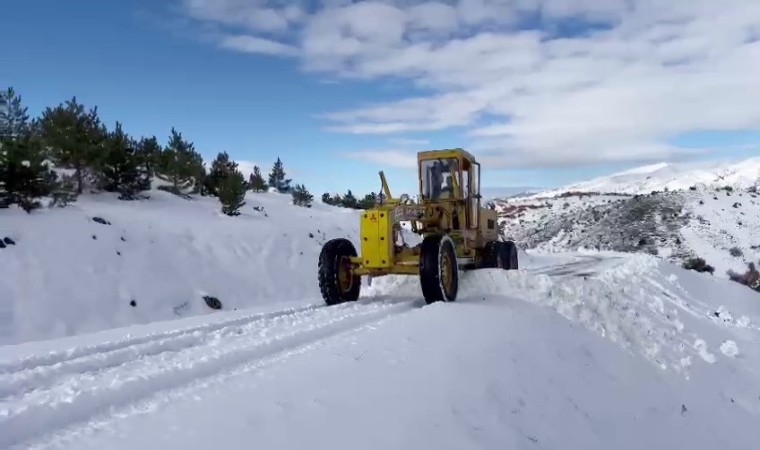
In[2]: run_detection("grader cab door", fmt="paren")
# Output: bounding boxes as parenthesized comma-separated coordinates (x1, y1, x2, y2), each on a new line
(464, 161, 481, 229)
(419, 156, 481, 227)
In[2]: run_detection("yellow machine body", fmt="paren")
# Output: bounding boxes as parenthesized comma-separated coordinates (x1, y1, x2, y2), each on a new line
(359, 208, 393, 269)
(349, 147, 502, 276)
(317, 147, 519, 306)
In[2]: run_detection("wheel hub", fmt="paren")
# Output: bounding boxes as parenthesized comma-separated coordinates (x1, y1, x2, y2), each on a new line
(338, 256, 356, 293)
(440, 251, 454, 294)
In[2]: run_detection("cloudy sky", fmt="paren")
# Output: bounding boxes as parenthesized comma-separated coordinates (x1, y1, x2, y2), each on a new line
(4, 0, 759, 195)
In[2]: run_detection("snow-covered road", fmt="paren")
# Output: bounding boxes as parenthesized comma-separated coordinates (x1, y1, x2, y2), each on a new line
(0, 297, 424, 448)
(1, 252, 759, 449)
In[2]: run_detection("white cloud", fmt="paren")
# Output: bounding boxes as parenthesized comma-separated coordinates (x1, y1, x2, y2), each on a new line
(406, 2, 459, 34)
(234, 160, 261, 179)
(342, 149, 418, 168)
(181, 0, 303, 34)
(220, 34, 299, 55)
(389, 137, 430, 146)
(177, 0, 760, 168)
(203, 156, 261, 179)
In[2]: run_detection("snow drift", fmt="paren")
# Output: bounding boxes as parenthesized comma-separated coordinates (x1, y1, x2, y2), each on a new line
(0, 189, 358, 345)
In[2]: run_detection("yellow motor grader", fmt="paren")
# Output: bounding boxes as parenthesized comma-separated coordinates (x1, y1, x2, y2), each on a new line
(317, 148, 518, 305)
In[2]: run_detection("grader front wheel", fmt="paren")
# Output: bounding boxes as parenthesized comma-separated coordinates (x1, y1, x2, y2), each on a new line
(419, 233, 459, 304)
(318, 238, 361, 305)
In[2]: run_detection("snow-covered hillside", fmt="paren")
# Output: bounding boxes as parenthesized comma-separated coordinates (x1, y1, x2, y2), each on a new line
(0, 187, 358, 345)
(497, 156, 760, 283)
(536, 156, 760, 197)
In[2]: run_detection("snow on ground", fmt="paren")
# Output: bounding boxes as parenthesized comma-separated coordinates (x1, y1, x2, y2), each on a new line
(680, 188, 760, 277)
(1, 250, 759, 449)
(370, 250, 760, 378)
(0, 188, 358, 345)
(496, 193, 630, 251)
(496, 186, 760, 281)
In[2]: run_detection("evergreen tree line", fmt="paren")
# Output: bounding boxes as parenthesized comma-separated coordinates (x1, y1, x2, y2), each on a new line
(0, 87, 314, 215)
(321, 190, 386, 210)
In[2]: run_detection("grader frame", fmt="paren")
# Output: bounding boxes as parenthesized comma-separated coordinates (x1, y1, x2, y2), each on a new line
(318, 148, 518, 305)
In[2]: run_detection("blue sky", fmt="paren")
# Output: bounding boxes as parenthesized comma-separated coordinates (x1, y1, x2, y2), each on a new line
(2, 0, 758, 197)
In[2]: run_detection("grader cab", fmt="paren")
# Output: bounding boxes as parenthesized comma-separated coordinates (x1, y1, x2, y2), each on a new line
(318, 148, 518, 305)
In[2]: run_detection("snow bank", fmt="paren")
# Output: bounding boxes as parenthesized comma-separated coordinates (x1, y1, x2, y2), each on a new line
(0, 189, 360, 345)
(368, 250, 760, 382)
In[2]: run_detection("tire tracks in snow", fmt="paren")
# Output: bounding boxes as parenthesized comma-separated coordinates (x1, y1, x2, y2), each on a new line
(0, 297, 423, 449)
(529, 254, 623, 278)
(0, 302, 325, 376)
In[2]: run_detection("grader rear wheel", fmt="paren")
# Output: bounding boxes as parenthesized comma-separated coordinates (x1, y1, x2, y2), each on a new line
(318, 238, 361, 305)
(482, 240, 519, 270)
(419, 233, 459, 304)
(502, 240, 518, 270)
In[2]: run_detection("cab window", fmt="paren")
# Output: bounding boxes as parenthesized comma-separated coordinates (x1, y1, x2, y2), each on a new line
(421, 158, 459, 200)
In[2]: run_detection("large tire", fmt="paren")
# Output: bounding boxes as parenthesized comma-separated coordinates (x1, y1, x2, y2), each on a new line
(481, 241, 501, 268)
(502, 240, 519, 270)
(318, 238, 361, 306)
(419, 234, 459, 304)
(482, 240, 519, 270)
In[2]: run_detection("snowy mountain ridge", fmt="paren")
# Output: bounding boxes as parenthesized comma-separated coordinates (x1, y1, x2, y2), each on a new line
(531, 156, 760, 197)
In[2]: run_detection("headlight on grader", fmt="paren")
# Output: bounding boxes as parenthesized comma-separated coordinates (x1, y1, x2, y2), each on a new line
(317, 148, 519, 306)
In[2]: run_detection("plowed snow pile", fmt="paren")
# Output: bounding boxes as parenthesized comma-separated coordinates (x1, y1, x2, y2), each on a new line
(369, 250, 760, 382)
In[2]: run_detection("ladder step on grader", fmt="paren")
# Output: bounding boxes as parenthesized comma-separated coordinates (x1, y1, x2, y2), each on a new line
(317, 148, 518, 306)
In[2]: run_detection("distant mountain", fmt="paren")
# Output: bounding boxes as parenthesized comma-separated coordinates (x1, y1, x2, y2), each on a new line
(480, 186, 542, 201)
(530, 157, 760, 197)
(492, 155, 760, 281)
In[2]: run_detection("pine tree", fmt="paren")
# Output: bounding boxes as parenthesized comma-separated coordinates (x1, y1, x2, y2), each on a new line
(189, 156, 207, 195)
(0, 87, 30, 140)
(38, 97, 106, 194)
(0, 142, 9, 208)
(204, 151, 238, 197)
(321, 192, 331, 204)
(1, 88, 31, 207)
(291, 183, 313, 207)
(267, 157, 291, 193)
(0, 92, 58, 211)
(158, 128, 205, 195)
(359, 192, 378, 209)
(341, 189, 358, 208)
(135, 135, 161, 179)
(218, 168, 247, 216)
(99, 122, 148, 200)
(1, 130, 57, 212)
(249, 165, 268, 192)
